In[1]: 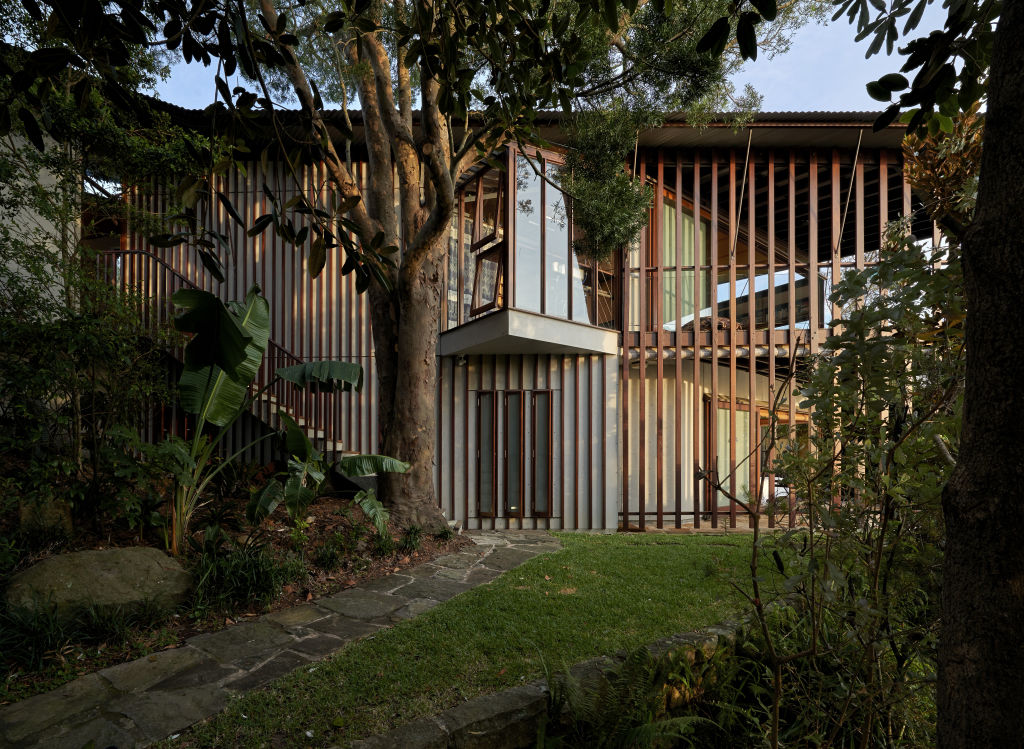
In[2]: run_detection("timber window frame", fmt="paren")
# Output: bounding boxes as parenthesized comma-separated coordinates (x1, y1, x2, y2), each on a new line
(475, 389, 554, 519)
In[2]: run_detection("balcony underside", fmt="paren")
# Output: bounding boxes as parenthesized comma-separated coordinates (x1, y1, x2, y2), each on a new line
(438, 308, 618, 356)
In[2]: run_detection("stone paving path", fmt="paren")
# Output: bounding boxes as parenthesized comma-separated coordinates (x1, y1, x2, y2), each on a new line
(0, 531, 561, 749)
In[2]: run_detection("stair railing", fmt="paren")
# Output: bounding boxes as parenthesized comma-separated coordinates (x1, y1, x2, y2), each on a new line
(98, 249, 343, 455)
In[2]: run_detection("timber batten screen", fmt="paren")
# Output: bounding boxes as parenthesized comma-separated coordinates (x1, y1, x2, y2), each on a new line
(619, 144, 916, 530)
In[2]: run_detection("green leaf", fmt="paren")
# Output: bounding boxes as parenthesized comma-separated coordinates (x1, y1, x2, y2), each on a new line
(196, 248, 226, 283)
(172, 288, 252, 374)
(278, 410, 314, 462)
(866, 80, 891, 102)
(216, 190, 246, 228)
(749, 0, 777, 22)
(602, 0, 619, 32)
(697, 17, 731, 57)
(877, 73, 909, 92)
(247, 214, 274, 237)
(737, 14, 759, 61)
(309, 235, 327, 278)
(247, 481, 283, 524)
(336, 454, 410, 477)
(283, 473, 314, 517)
(17, 107, 45, 152)
(276, 360, 363, 393)
(354, 489, 390, 537)
(176, 286, 270, 427)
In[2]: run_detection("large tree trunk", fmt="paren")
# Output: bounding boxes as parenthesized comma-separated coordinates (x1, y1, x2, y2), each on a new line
(373, 235, 448, 532)
(938, 4, 1024, 746)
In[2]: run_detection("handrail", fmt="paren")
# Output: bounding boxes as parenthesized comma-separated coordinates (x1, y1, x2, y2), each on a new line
(99, 248, 308, 366)
(99, 247, 349, 455)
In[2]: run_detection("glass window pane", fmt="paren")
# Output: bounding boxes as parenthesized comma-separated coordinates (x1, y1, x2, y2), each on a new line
(716, 406, 751, 505)
(447, 214, 459, 328)
(570, 253, 591, 323)
(506, 392, 523, 516)
(594, 259, 616, 328)
(473, 248, 502, 311)
(545, 163, 569, 317)
(478, 392, 494, 516)
(533, 392, 550, 515)
(515, 155, 542, 312)
(462, 182, 477, 322)
(480, 170, 503, 241)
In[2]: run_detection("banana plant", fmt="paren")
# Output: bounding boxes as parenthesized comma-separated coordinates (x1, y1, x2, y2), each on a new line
(247, 410, 408, 543)
(166, 284, 365, 555)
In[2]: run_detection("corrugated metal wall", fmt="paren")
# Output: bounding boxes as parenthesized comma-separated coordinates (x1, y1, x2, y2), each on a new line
(435, 353, 619, 531)
(116, 160, 378, 462)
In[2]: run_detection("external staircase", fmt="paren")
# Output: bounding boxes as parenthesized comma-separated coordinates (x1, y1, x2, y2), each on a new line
(98, 249, 350, 457)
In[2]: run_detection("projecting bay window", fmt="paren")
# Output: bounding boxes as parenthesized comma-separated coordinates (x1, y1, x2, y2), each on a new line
(444, 148, 621, 333)
(475, 389, 554, 519)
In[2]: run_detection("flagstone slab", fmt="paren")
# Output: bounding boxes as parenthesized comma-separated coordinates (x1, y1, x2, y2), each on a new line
(308, 613, 384, 640)
(108, 684, 228, 742)
(148, 657, 241, 691)
(0, 673, 116, 745)
(479, 547, 538, 571)
(263, 603, 334, 628)
(391, 597, 442, 621)
(319, 588, 409, 619)
(398, 578, 474, 602)
(289, 632, 349, 657)
(226, 650, 309, 691)
(99, 645, 210, 693)
(189, 620, 295, 663)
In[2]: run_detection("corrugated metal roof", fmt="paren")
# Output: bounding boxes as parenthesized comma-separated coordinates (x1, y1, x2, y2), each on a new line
(145, 95, 904, 149)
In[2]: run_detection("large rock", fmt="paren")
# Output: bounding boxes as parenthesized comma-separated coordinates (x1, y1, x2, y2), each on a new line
(5, 547, 191, 620)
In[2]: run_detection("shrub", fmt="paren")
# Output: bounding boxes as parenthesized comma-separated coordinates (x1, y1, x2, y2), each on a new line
(190, 528, 303, 613)
(544, 643, 766, 748)
(372, 533, 395, 558)
(0, 598, 172, 671)
(399, 525, 422, 554)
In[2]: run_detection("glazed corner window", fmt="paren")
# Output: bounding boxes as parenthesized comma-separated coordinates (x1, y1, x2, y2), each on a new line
(512, 149, 598, 324)
(469, 169, 506, 316)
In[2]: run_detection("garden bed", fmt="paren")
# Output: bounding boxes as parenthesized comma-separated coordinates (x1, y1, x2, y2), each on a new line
(0, 486, 468, 705)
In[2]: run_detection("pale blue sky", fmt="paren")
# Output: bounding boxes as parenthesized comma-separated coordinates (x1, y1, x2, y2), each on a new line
(155, 9, 944, 113)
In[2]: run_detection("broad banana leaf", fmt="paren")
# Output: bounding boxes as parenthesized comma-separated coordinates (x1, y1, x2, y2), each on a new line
(355, 490, 390, 537)
(276, 360, 363, 393)
(172, 287, 252, 376)
(178, 286, 271, 427)
(247, 481, 283, 525)
(283, 473, 314, 517)
(279, 410, 316, 463)
(335, 454, 410, 477)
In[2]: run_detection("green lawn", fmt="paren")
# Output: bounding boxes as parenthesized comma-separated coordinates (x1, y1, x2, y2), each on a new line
(176, 532, 754, 748)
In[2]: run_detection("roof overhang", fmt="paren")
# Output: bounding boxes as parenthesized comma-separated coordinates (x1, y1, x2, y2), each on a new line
(147, 97, 906, 152)
(535, 113, 904, 151)
(438, 309, 618, 357)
